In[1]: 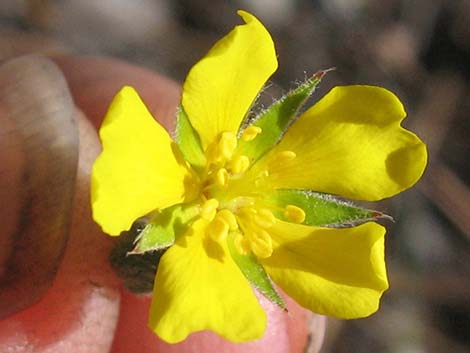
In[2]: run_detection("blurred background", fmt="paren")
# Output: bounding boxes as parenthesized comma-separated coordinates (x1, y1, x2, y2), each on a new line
(0, 0, 468, 352)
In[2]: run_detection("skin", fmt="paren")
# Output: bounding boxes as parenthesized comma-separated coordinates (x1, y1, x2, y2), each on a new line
(0, 54, 325, 352)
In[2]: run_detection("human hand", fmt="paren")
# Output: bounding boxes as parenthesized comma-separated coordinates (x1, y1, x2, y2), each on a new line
(0, 54, 326, 353)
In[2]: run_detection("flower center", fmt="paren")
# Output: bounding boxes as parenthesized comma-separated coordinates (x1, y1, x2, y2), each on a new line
(190, 129, 305, 259)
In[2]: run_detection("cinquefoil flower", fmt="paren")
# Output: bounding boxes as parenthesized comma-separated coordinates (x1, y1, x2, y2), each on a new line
(92, 11, 427, 343)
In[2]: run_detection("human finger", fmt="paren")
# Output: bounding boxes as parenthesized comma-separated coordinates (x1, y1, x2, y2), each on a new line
(0, 55, 78, 319)
(0, 55, 121, 352)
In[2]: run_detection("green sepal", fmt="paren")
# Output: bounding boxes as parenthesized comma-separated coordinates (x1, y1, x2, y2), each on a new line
(237, 70, 328, 162)
(227, 232, 285, 309)
(267, 189, 391, 227)
(132, 203, 199, 254)
(174, 107, 206, 171)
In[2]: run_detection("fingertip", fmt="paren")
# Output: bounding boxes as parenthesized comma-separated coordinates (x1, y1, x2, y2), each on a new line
(0, 54, 78, 318)
(0, 103, 121, 353)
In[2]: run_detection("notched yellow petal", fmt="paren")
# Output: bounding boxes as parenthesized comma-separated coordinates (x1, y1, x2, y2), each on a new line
(255, 85, 427, 201)
(181, 11, 277, 148)
(149, 231, 266, 343)
(262, 221, 388, 318)
(91, 86, 196, 235)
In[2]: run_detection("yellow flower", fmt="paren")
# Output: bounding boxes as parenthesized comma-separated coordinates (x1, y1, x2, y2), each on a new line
(91, 11, 427, 343)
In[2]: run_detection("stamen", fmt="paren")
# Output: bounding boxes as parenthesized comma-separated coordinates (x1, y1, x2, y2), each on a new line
(229, 155, 250, 174)
(242, 126, 262, 141)
(219, 132, 237, 160)
(277, 150, 296, 161)
(234, 232, 250, 255)
(254, 208, 276, 228)
(217, 209, 238, 230)
(200, 198, 219, 221)
(249, 229, 273, 258)
(207, 216, 229, 242)
(215, 168, 229, 187)
(284, 205, 306, 223)
(205, 132, 238, 166)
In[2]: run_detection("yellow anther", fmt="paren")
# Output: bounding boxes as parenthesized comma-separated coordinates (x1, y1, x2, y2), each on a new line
(219, 132, 238, 160)
(254, 208, 276, 228)
(229, 155, 250, 174)
(201, 198, 219, 221)
(284, 205, 306, 223)
(215, 168, 229, 187)
(250, 230, 273, 259)
(277, 150, 296, 161)
(251, 243, 273, 259)
(217, 209, 238, 230)
(207, 216, 229, 242)
(242, 126, 262, 141)
(254, 229, 272, 244)
(234, 232, 250, 255)
(206, 132, 238, 165)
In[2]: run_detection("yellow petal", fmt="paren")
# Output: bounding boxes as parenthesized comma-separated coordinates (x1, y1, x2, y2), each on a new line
(92, 86, 196, 235)
(149, 223, 267, 343)
(253, 86, 427, 201)
(182, 10, 277, 149)
(261, 221, 388, 318)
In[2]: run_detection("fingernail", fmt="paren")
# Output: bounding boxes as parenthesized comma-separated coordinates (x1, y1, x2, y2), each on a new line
(0, 55, 78, 318)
